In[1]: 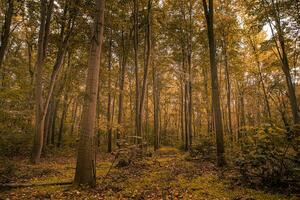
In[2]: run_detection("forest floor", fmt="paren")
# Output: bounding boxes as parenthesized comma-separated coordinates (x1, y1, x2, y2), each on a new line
(0, 147, 296, 200)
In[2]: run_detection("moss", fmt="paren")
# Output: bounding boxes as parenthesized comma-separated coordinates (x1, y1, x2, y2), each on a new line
(0, 148, 293, 200)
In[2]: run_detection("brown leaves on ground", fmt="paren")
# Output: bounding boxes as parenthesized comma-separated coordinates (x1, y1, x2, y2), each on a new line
(0, 147, 293, 200)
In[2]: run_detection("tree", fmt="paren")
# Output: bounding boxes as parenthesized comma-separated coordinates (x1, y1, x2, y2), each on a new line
(0, 0, 14, 71)
(31, 0, 54, 164)
(202, 0, 225, 166)
(74, 0, 105, 187)
(31, 0, 77, 163)
(263, 0, 299, 124)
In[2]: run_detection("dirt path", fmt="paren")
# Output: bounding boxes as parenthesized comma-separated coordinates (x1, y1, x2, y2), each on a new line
(0, 147, 292, 199)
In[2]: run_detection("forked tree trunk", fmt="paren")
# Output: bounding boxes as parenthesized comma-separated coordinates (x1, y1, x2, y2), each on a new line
(203, 0, 225, 167)
(74, 0, 105, 187)
(31, 0, 53, 164)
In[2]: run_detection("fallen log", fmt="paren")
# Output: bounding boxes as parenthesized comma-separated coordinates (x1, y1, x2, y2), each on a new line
(0, 180, 73, 190)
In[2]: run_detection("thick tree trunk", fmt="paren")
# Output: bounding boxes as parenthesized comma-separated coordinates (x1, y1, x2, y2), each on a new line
(203, 0, 225, 166)
(74, 0, 105, 187)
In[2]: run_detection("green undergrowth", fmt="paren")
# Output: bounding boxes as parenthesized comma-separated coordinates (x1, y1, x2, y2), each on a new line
(0, 147, 296, 200)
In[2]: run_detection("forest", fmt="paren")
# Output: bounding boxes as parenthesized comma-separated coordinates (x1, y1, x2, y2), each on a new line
(0, 0, 299, 199)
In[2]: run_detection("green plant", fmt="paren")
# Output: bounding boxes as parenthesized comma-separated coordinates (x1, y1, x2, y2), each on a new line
(235, 124, 300, 191)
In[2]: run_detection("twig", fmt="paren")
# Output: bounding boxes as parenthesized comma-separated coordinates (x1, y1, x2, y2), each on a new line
(100, 150, 120, 185)
(0, 180, 72, 190)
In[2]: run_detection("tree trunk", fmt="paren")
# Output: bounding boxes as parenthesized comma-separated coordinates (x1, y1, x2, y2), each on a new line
(133, 0, 141, 143)
(70, 99, 78, 136)
(51, 100, 59, 145)
(0, 0, 13, 70)
(222, 39, 233, 141)
(139, 0, 152, 144)
(263, 0, 299, 124)
(187, 0, 193, 148)
(57, 93, 69, 148)
(116, 29, 129, 145)
(248, 37, 271, 119)
(180, 81, 185, 143)
(107, 27, 113, 153)
(31, 0, 54, 164)
(74, 0, 105, 187)
(203, 0, 225, 167)
(153, 58, 159, 151)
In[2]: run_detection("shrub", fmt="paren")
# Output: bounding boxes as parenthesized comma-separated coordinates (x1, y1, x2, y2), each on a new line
(235, 124, 300, 191)
(188, 136, 216, 161)
(0, 131, 33, 157)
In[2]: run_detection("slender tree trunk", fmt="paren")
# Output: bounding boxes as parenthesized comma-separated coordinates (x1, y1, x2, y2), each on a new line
(184, 81, 189, 150)
(51, 100, 59, 145)
(46, 100, 54, 145)
(74, 0, 105, 187)
(27, 41, 34, 85)
(0, 0, 13, 71)
(263, 0, 299, 124)
(153, 58, 159, 151)
(107, 27, 113, 153)
(70, 99, 78, 136)
(116, 29, 128, 145)
(188, 3, 193, 148)
(180, 81, 185, 143)
(248, 37, 271, 119)
(202, 67, 211, 134)
(139, 0, 152, 145)
(133, 0, 141, 143)
(203, 0, 225, 166)
(222, 39, 233, 141)
(31, 0, 53, 164)
(57, 93, 69, 148)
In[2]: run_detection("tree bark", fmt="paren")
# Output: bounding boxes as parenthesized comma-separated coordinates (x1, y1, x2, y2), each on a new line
(57, 93, 69, 148)
(133, 0, 141, 143)
(31, 0, 54, 164)
(107, 26, 113, 153)
(138, 0, 152, 144)
(263, 0, 299, 124)
(153, 58, 160, 151)
(203, 0, 225, 166)
(0, 0, 13, 70)
(74, 0, 105, 187)
(222, 38, 233, 141)
(116, 28, 129, 145)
